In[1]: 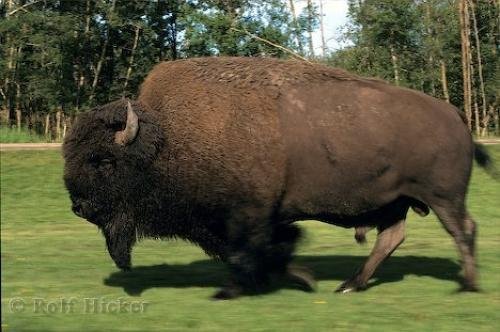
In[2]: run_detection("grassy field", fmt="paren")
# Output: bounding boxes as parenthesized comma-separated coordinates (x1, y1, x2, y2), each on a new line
(1, 148, 500, 331)
(0, 126, 47, 143)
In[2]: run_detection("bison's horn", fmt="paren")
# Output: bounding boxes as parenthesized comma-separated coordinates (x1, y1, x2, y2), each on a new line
(115, 101, 139, 145)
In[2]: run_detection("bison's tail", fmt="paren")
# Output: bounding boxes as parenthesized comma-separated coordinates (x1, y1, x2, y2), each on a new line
(474, 143, 498, 179)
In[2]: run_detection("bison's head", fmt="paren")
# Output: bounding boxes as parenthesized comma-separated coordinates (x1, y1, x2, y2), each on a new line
(63, 99, 164, 270)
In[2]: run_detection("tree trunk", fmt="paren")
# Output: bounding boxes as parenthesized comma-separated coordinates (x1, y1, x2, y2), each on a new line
(123, 25, 141, 96)
(0, 111, 7, 124)
(169, 8, 178, 60)
(440, 60, 450, 103)
(56, 109, 62, 141)
(494, 105, 499, 136)
(288, 0, 304, 55)
(424, 2, 436, 96)
(4, 1, 15, 123)
(44, 113, 51, 139)
(6, 0, 15, 15)
(429, 55, 436, 96)
(306, 0, 314, 57)
(419, 68, 425, 92)
(468, 0, 488, 137)
(472, 89, 480, 137)
(459, 0, 472, 131)
(0, 84, 8, 124)
(389, 45, 400, 86)
(469, 45, 479, 136)
(75, 0, 92, 111)
(84, 0, 91, 34)
(89, 37, 109, 104)
(4, 44, 15, 120)
(7, 44, 20, 127)
(89, 0, 116, 105)
(15, 110, 22, 132)
(32, 111, 39, 134)
(155, 0, 167, 61)
(63, 115, 69, 139)
(15, 82, 21, 131)
(26, 112, 33, 134)
(319, 0, 327, 56)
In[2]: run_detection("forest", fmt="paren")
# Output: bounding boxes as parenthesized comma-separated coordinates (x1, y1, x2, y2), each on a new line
(0, 0, 498, 140)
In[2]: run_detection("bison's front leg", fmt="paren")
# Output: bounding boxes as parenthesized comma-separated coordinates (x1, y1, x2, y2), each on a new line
(213, 213, 303, 300)
(212, 221, 272, 300)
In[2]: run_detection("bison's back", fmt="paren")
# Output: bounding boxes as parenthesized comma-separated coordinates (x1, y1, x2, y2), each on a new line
(138, 57, 473, 222)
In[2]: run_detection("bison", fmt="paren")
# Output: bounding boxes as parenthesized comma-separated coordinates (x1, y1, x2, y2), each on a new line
(63, 57, 492, 299)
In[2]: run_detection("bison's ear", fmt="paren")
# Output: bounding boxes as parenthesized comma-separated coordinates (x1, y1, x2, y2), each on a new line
(115, 101, 139, 146)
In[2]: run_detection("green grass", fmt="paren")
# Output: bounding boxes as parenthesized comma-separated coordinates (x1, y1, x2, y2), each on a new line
(0, 126, 48, 143)
(1, 148, 500, 332)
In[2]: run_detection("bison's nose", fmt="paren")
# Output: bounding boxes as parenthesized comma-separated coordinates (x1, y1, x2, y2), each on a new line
(71, 201, 98, 224)
(72, 203, 84, 218)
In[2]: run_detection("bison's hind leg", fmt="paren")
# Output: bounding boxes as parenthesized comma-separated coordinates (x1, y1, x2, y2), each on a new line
(429, 201, 479, 291)
(337, 205, 409, 293)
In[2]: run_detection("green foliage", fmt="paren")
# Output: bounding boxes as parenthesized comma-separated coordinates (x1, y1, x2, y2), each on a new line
(3, 0, 497, 137)
(0, 126, 45, 143)
(0, 0, 312, 133)
(329, 0, 499, 128)
(333, 0, 429, 88)
(295, 0, 319, 56)
(1, 148, 500, 331)
(182, 0, 298, 57)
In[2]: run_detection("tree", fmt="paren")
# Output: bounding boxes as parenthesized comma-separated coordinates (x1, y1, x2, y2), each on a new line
(0, 0, 316, 139)
(328, 0, 498, 136)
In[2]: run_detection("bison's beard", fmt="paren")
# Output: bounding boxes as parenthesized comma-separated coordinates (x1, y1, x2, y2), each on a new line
(103, 215, 136, 271)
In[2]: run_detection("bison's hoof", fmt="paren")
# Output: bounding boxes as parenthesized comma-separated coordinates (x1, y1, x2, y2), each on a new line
(335, 279, 366, 294)
(212, 286, 242, 300)
(458, 284, 480, 293)
(118, 265, 131, 272)
(287, 264, 317, 292)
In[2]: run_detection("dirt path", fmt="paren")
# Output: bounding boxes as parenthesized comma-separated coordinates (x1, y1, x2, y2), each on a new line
(1, 139, 500, 151)
(476, 139, 500, 145)
(0, 143, 62, 151)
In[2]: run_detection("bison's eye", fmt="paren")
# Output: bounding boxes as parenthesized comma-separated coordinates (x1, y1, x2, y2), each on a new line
(98, 158, 115, 173)
(89, 156, 115, 174)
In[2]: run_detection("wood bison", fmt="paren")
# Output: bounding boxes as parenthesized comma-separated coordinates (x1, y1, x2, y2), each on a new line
(63, 57, 492, 299)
